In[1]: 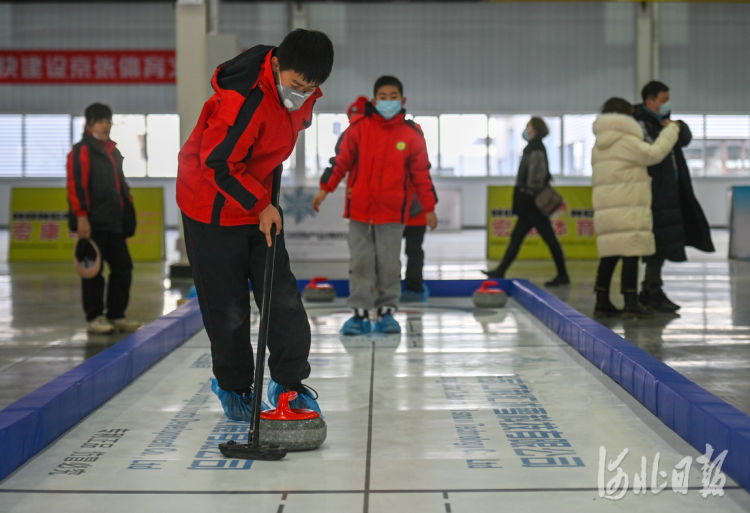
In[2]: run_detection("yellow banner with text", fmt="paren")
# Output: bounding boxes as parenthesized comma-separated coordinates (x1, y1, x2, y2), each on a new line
(9, 187, 164, 262)
(486, 185, 598, 261)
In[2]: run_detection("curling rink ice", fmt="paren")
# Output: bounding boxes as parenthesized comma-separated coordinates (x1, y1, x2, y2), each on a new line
(1, 296, 749, 513)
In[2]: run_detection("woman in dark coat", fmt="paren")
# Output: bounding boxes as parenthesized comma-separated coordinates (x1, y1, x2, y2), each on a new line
(484, 117, 569, 287)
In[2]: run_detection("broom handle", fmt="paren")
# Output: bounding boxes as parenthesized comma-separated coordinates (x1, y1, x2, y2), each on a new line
(250, 165, 283, 447)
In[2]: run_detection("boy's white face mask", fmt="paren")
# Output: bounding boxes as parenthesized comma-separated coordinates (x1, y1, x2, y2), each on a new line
(276, 71, 313, 112)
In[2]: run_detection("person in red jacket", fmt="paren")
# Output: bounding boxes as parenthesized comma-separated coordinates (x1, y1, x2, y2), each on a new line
(346, 95, 368, 123)
(321, 95, 368, 200)
(330, 95, 436, 304)
(313, 76, 438, 335)
(66, 103, 141, 335)
(177, 29, 334, 421)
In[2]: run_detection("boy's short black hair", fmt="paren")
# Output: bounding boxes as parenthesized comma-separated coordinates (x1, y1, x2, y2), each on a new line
(529, 116, 549, 139)
(276, 29, 334, 86)
(373, 75, 403, 97)
(601, 97, 633, 115)
(641, 80, 669, 102)
(84, 103, 112, 125)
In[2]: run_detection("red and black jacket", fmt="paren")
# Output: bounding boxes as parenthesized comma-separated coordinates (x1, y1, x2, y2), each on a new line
(177, 45, 321, 226)
(320, 103, 436, 225)
(66, 130, 131, 233)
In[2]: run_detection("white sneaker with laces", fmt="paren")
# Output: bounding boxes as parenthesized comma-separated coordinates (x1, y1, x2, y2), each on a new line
(110, 317, 142, 332)
(87, 315, 114, 334)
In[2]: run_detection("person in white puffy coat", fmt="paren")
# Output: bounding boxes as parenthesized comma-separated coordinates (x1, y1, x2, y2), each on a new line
(591, 97, 680, 317)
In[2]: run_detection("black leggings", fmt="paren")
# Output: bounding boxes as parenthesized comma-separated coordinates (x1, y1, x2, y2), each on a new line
(595, 256, 639, 293)
(403, 225, 426, 292)
(495, 209, 567, 278)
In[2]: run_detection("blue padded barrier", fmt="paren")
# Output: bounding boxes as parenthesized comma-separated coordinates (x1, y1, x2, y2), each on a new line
(0, 299, 203, 482)
(509, 278, 750, 492)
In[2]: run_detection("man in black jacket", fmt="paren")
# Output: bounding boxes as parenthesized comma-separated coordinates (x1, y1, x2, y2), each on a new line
(66, 103, 141, 334)
(633, 81, 714, 312)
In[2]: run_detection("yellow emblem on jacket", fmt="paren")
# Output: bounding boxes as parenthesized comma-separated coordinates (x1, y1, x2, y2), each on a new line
(396, 141, 406, 151)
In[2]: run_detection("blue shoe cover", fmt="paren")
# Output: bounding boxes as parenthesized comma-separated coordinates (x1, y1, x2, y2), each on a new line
(341, 315, 371, 336)
(400, 284, 429, 303)
(267, 379, 322, 415)
(210, 377, 270, 421)
(373, 313, 401, 334)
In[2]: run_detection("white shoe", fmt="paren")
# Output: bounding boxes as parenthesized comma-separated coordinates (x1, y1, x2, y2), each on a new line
(110, 317, 142, 332)
(87, 315, 114, 334)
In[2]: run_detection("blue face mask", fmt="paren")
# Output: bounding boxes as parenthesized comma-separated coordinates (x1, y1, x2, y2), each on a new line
(375, 100, 402, 120)
(522, 128, 530, 141)
(658, 101, 671, 118)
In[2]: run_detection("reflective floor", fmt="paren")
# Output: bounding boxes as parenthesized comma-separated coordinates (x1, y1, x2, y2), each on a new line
(1, 299, 749, 512)
(1, 228, 748, 418)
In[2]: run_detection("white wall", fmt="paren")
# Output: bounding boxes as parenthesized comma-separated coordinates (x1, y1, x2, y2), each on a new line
(3, 2, 750, 114)
(660, 3, 750, 113)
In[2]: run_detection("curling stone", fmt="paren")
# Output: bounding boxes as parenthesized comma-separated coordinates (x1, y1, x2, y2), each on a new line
(302, 276, 336, 302)
(472, 280, 508, 308)
(258, 391, 327, 451)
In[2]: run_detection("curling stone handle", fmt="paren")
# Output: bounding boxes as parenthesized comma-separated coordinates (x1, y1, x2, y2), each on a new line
(479, 280, 499, 291)
(277, 391, 297, 413)
(309, 277, 329, 287)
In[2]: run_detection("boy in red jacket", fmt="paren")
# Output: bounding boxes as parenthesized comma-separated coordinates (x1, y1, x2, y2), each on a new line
(313, 76, 438, 335)
(177, 29, 333, 421)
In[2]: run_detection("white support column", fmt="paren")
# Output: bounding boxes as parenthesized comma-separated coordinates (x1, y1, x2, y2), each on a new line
(207, 0, 219, 35)
(176, 0, 209, 146)
(290, 1, 309, 185)
(172, 0, 209, 279)
(172, 0, 239, 280)
(635, 2, 659, 99)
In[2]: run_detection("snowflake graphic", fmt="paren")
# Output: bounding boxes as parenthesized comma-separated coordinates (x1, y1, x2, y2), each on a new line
(281, 187, 316, 224)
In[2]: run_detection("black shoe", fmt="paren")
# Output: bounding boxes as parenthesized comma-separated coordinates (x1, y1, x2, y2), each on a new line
(482, 268, 504, 279)
(593, 291, 621, 317)
(639, 289, 680, 313)
(622, 302, 654, 318)
(545, 275, 570, 287)
(623, 292, 654, 318)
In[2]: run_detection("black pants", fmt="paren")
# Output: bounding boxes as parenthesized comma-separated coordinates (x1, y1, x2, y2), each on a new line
(403, 225, 426, 292)
(82, 230, 132, 321)
(182, 213, 311, 393)
(495, 210, 568, 278)
(642, 256, 664, 291)
(595, 256, 638, 293)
